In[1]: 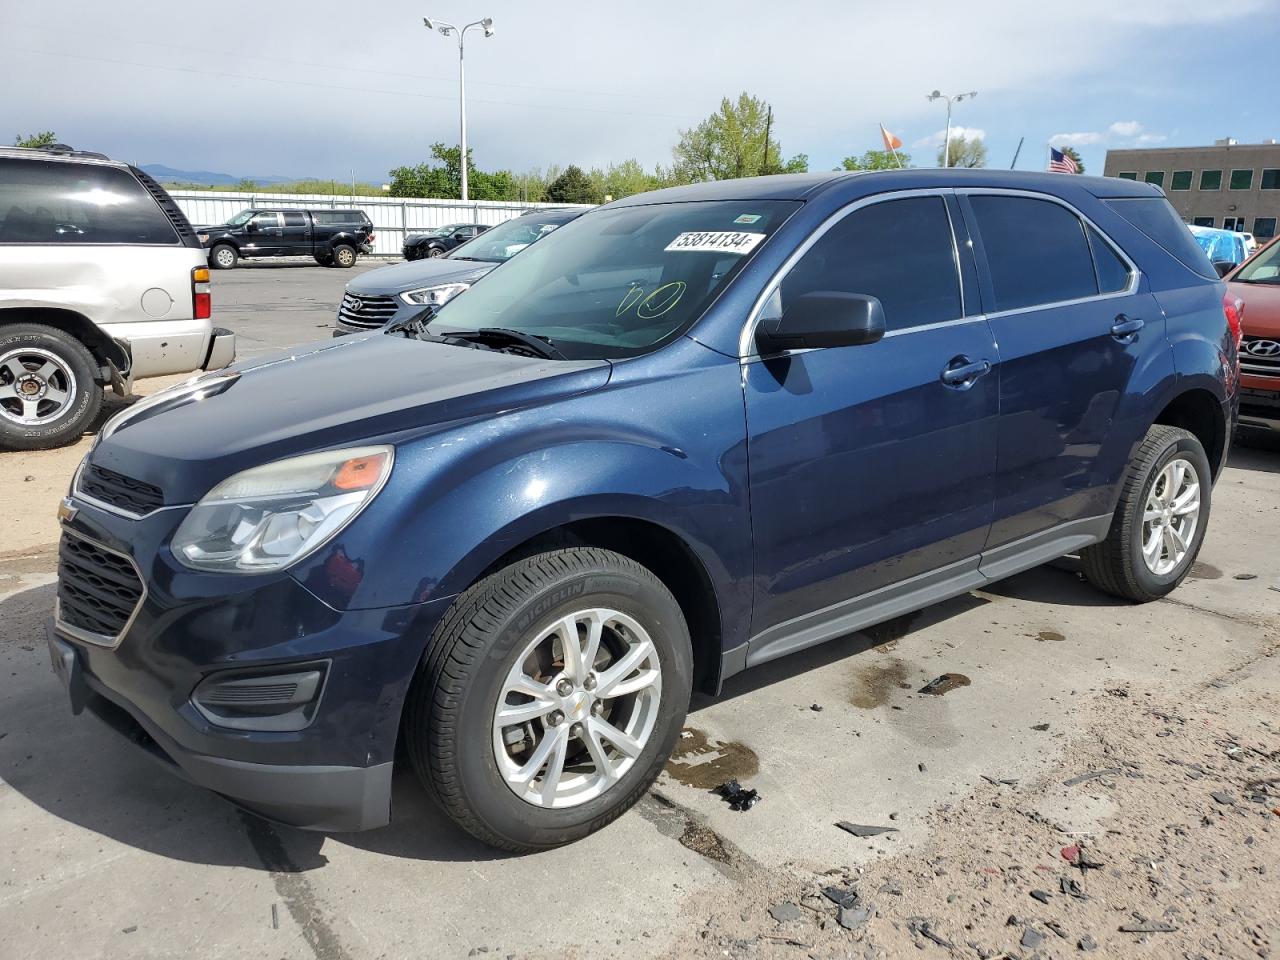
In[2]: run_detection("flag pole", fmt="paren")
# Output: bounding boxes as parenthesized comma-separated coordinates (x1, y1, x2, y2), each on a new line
(1010, 137, 1024, 170)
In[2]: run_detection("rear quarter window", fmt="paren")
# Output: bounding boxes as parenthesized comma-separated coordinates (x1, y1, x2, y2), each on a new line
(1104, 197, 1217, 280)
(0, 158, 179, 245)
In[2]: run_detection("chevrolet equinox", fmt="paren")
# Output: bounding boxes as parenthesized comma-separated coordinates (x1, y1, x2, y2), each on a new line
(48, 170, 1240, 851)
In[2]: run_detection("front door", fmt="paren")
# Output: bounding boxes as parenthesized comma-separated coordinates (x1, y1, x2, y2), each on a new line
(744, 194, 999, 655)
(959, 191, 1153, 550)
(246, 211, 283, 255)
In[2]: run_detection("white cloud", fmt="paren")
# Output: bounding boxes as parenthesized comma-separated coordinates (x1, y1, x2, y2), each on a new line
(1136, 133, 1168, 144)
(913, 126, 987, 148)
(1050, 131, 1108, 146)
(1108, 121, 1144, 137)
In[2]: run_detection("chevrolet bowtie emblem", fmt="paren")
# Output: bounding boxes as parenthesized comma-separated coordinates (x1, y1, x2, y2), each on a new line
(57, 498, 78, 524)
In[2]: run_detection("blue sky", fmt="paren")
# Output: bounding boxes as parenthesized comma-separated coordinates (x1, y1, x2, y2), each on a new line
(3, 0, 1278, 181)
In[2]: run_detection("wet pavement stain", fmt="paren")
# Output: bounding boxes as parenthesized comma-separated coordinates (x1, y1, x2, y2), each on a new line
(1036, 630, 1067, 642)
(849, 658, 913, 709)
(678, 823, 733, 863)
(918, 673, 972, 696)
(664, 727, 759, 789)
(1189, 561, 1223, 580)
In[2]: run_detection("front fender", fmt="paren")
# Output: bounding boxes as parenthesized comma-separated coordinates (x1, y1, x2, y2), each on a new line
(290, 345, 752, 646)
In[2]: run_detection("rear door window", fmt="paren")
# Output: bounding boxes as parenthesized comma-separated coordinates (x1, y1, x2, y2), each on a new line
(283, 211, 306, 227)
(779, 195, 961, 332)
(1086, 226, 1132, 293)
(968, 195, 1098, 311)
(0, 158, 179, 245)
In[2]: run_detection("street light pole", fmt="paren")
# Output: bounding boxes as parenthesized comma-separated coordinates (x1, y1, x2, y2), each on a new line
(424, 15, 494, 202)
(926, 89, 978, 168)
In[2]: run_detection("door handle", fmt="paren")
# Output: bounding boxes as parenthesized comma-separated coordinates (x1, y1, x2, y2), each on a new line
(940, 356, 992, 388)
(1110, 314, 1144, 342)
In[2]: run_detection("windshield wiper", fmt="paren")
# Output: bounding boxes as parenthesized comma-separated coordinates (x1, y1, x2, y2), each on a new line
(384, 305, 435, 339)
(447, 327, 567, 360)
(447, 256, 496, 263)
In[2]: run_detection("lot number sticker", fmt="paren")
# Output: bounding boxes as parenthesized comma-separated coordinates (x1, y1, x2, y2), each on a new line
(665, 231, 765, 255)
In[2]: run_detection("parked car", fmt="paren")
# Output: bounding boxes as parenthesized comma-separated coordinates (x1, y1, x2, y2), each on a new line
(402, 222, 489, 260)
(1241, 232, 1258, 256)
(198, 208, 374, 269)
(0, 145, 234, 450)
(49, 170, 1237, 851)
(1188, 223, 1249, 273)
(1225, 235, 1280, 437)
(337, 208, 584, 334)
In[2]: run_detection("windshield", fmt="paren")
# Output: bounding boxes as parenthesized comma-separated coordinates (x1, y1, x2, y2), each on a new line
(429, 200, 798, 359)
(1235, 240, 1280, 283)
(448, 215, 572, 263)
(227, 209, 255, 226)
(420, 222, 468, 237)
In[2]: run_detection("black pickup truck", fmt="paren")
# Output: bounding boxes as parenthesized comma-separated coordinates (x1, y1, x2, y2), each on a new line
(197, 208, 375, 269)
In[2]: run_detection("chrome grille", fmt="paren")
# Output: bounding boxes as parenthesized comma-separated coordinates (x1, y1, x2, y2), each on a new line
(56, 533, 145, 646)
(338, 293, 398, 329)
(1240, 336, 1280, 378)
(78, 463, 164, 514)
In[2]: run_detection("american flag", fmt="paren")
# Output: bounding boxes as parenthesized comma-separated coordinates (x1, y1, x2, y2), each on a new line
(1048, 147, 1079, 174)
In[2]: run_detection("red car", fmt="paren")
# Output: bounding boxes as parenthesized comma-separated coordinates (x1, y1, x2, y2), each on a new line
(1227, 235, 1280, 437)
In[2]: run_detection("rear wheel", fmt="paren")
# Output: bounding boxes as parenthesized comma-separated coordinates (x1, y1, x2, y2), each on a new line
(0, 324, 103, 450)
(210, 243, 238, 270)
(1081, 425, 1211, 602)
(405, 547, 692, 852)
(331, 244, 357, 268)
(314, 251, 332, 266)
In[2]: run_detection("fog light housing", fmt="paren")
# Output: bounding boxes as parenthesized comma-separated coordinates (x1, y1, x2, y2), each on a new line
(191, 663, 328, 732)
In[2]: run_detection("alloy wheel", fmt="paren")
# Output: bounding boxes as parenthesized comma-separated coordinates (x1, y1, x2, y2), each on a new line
(493, 607, 662, 809)
(0, 348, 78, 426)
(1141, 457, 1201, 576)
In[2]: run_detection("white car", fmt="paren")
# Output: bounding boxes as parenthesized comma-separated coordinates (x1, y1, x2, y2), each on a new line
(1242, 232, 1259, 255)
(0, 146, 234, 449)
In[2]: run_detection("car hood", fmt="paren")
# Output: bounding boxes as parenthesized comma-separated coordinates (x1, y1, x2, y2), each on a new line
(1229, 280, 1280, 337)
(90, 334, 611, 505)
(346, 257, 497, 295)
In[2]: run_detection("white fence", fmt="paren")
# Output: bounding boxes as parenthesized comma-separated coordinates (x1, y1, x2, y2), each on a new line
(166, 190, 587, 258)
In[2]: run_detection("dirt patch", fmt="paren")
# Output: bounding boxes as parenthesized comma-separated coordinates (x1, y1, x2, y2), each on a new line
(1189, 561, 1224, 580)
(1036, 629, 1067, 642)
(917, 673, 971, 696)
(664, 727, 759, 790)
(848, 658, 912, 709)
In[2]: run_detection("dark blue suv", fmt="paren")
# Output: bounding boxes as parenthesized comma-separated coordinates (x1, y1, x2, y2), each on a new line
(48, 170, 1239, 851)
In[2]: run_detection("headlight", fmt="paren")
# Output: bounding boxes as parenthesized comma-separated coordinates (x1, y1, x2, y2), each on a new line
(400, 282, 470, 306)
(171, 446, 393, 574)
(197, 233, 210, 244)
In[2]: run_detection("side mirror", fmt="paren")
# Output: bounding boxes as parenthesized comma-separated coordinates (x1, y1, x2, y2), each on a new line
(1213, 260, 1235, 278)
(246, 220, 259, 233)
(757, 291, 886, 351)
(453, 232, 468, 242)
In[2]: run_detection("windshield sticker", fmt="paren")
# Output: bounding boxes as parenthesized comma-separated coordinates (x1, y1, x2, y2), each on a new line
(665, 231, 765, 255)
(616, 282, 686, 320)
(733, 214, 762, 224)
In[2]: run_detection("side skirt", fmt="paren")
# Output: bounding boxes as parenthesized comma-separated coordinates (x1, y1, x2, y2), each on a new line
(725, 514, 1111, 682)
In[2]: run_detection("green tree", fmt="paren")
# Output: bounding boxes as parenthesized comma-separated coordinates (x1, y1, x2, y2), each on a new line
(839, 149, 910, 171)
(938, 135, 987, 169)
(14, 131, 57, 148)
(388, 142, 520, 201)
(545, 165, 600, 204)
(672, 93, 806, 182)
(236, 178, 257, 192)
(1059, 146, 1085, 174)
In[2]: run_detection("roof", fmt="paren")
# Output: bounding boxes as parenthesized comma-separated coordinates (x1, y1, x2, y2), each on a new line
(0, 144, 118, 166)
(607, 168, 1163, 207)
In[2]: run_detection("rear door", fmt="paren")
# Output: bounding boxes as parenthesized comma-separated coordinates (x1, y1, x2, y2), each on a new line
(280, 210, 310, 255)
(744, 191, 999, 657)
(959, 190, 1154, 553)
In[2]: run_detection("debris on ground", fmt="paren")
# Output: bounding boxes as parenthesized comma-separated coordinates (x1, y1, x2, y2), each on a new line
(1021, 927, 1045, 949)
(1063, 767, 1123, 786)
(1031, 722, 1050, 731)
(1029, 889, 1051, 904)
(980, 775, 1019, 786)
(809, 703, 823, 712)
(1118, 920, 1177, 933)
(918, 673, 971, 696)
(1233, 572, 1257, 580)
(906, 916, 953, 948)
(718, 779, 761, 812)
(835, 821, 899, 838)
(767, 902, 802, 923)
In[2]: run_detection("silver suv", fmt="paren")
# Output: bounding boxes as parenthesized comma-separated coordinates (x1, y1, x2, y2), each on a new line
(0, 146, 234, 449)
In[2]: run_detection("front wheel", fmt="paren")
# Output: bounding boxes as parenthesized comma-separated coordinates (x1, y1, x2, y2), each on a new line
(1081, 424, 1211, 602)
(209, 243, 238, 270)
(426, 246, 444, 258)
(405, 547, 693, 852)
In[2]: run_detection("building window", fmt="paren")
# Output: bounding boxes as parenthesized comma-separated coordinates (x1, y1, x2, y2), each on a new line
(1254, 217, 1277, 239)
(1117, 171, 1138, 181)
(1170, 171, 1193, 191)
(1144, 171, 1165, 187)
(1262, 169, 1280, 190)
(1229, 169, 1254, 190)
(1223, 217, 1244, 231)
(1192, 217, 1215, 227)
(1199, 170, 1222, 191)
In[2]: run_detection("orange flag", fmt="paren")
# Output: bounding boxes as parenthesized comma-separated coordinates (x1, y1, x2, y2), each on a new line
(880, 124, 903, 151)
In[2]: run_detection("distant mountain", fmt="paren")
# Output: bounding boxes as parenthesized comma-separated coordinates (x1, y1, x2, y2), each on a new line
(141, 164, 297, 186)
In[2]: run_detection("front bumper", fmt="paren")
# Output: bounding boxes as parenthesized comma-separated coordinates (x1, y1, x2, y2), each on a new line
(1238, 385, 1280, 433)
(47, 501, 448, 831)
